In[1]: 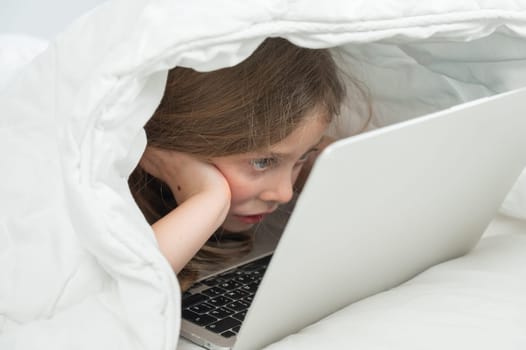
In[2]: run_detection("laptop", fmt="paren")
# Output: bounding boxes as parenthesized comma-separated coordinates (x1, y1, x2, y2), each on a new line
(180, 87, 526, 350)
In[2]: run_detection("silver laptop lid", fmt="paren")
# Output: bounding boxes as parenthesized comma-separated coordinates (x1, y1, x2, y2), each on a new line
(234, 88, 526, 350)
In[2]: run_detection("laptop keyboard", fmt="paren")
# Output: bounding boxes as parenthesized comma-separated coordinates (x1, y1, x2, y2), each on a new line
(181, 255, 272, 338)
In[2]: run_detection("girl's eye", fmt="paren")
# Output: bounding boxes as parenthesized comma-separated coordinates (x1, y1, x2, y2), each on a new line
(250, 157, 277, 170)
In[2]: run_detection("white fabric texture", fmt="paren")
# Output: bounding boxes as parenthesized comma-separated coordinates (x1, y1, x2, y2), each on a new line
(0, 34, 48, 91)
(1, 1, 526, 350)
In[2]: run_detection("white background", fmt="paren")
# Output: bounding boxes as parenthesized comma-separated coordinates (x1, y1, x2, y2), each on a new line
(0, 0, 107, 39)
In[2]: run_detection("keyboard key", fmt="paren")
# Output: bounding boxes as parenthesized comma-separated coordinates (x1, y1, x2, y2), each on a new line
(189, 302, 215, 314)
(224, 289, 248, 300)
(182, 310, 217, 326)
(225, 300, 250, 312)
(208, 295, 232, 307)
(210, 307, 234, 319)
(233, 275, 251, 284)
(232, 311, 246, 322)
(247, 274, 263, 283)
(240, 282, 259, 294)
(221, 331, 236, 338)
(202, 286, 226, 297)
(218, 281, 242, 291)
(182, 293, 207, 308)
(254, 264, 267, 273)
(206, 317, 241, 334)
(249, 270, 263, 278)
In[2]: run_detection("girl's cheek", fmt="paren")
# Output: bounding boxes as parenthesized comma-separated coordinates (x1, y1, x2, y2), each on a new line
(229, 179, 259, 203)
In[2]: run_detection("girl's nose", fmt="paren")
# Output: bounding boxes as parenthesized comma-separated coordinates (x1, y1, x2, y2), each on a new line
(259, 173, 294, 204)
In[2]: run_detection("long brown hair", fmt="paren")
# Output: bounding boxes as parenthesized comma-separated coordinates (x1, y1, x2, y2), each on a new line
(129, 38, 346, 290)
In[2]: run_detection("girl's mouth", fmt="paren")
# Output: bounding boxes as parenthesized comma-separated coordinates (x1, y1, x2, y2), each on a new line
(234, 214, 266, 224)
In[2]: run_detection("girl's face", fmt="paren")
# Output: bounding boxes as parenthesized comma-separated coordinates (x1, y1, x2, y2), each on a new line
(211, 112, 329, 232)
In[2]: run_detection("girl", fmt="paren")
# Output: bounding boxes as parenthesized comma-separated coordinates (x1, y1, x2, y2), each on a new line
(128, 37, 347, 290)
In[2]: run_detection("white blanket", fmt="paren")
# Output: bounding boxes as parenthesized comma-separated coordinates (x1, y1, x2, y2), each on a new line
(1, 1, 526, 349)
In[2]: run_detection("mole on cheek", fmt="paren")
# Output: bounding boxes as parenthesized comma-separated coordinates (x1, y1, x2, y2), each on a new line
(177, 185, 181, 191)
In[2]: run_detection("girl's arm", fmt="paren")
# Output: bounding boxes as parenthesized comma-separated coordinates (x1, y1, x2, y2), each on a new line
(152, 188, 229, 273)
(140, 147, 231, 273)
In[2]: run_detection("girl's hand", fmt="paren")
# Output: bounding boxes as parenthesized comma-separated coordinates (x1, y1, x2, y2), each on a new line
(139, 146, 230, 205)
(138, 146, 231, 273)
